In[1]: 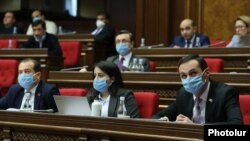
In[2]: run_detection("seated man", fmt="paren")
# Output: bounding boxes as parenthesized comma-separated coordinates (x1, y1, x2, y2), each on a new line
(0, 11, 22, 34)
(26, 10, 57, 35)
(152, 54, 242, 124)
(170, 19, 210, 48)
(22, 20, 62, 58)
(106, 30, 150, 72)
(0, 58, 59, 112)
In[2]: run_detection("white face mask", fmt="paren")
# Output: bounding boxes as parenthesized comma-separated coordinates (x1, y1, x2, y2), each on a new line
(96, 20, 105, 28)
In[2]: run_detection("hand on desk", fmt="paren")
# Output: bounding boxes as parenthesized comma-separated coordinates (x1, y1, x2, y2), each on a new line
(175, 114, 193, 124)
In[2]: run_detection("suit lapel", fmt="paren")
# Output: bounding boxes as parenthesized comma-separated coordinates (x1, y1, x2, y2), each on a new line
(205, 80, 215, 122)
(16, 89, 25, 108)
(108, 95, 118, 117)
(34, 81, 43, 110)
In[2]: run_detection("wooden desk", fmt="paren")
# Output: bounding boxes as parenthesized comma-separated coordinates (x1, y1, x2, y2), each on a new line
(0, 111, 203, 141)
(0, 48, 62, 80)
(132, 48, 250, 72)
(0, 34, 95, 68)
(47, 71, 250, 106)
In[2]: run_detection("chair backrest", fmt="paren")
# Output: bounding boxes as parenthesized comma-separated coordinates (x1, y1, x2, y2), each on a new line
(0, 39, 19, 48)
(59, 88, 87, 97)
(133, 92, 159, 118)
(149, 61, 156, 72)
(239, 94, 250, 125)
(209, 40, 230, 48)
(0, 59, 18, 96)
(204, 58, 224, 72)
(59, 41, 81, 67)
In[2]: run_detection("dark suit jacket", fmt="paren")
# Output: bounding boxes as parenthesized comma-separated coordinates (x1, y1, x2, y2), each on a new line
(152, 80, 242, 124)
(22, 33, 62, 57)
(170, 33, 210, 48)
(87, 88, 139, 118)
(0, 81, 59, 112)
(106, 54, 151, 72)
(0, 24, 23, 34)
(94, 24, 116, 58)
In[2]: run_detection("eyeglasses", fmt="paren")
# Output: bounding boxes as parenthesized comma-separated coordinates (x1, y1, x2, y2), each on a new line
(116, 39, 130, 44)
(235, 25, 247, 29)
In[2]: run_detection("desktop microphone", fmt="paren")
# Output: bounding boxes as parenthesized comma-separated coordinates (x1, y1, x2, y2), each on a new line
(203, 41, 226, 47)
(20, 109, 54, 113)
(60, 66, 88, 71)
(139, 43, 164, 49)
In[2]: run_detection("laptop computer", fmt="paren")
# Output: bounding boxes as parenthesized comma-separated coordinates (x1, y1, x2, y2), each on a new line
(238, 35, 250, 47)
(53, 95, 91, 116)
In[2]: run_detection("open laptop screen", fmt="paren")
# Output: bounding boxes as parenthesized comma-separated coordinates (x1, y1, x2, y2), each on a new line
(53, 95, 91, 116)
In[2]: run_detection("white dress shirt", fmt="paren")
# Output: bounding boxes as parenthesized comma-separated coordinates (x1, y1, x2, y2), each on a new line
(99, 95, 111, 117)
(20, 84, 39, 110)
(192, 81, 210, 124)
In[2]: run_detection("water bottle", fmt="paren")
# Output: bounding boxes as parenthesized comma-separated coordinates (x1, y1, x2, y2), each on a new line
(8, 39, 12, 48)
(91, 99, 102, 116)
(13, 26, 17, 34)
(58, 26, 63, 34)
(140, 38, 145, 47)
(117, 97, 130, 118)
(138, 59, 144, 72)
(195, 37, 200, 47)
(129, 58, 140, 72)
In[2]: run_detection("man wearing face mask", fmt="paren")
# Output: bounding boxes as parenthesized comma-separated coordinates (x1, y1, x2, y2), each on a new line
(152, 54, 242, 124)
(106, 30, 150, 72)
(26, 10, 57, 35)
(0, 58, 59, 112)
(170, 19, 210, 48)
(22, 20, 62, 59)
(92, 12, 116, 62)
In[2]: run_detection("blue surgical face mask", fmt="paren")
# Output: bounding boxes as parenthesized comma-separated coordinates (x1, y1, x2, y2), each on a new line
(18, 73, 36, 90)
(93, 79, 109, 93)
(116, 43, 130, 56)
(181, 73, 206, 96)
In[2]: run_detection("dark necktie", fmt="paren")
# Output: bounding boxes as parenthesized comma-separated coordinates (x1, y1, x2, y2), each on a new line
(186, 41, 191, 48)
(192, 97, 202, 123)
(117, 57, 125, 70)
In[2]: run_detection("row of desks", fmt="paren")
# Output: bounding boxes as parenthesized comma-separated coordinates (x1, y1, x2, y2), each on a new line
(0, 111, 203, 141)
(47, 71, 250, 106)
(1, 34, 250, 72)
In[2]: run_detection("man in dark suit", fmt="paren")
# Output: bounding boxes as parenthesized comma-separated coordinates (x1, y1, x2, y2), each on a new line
(0, 58, 59, 112)
(0, 11, 22, 34)
(170, 19, 210, 48)
(92, 12, 116, 62)
(153, 54, 242, 124)
(22, 19, 62, 58)
(106, 30, 150, 72)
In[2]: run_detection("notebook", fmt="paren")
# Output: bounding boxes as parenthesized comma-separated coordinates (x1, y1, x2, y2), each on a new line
(53, 95, 91, 116)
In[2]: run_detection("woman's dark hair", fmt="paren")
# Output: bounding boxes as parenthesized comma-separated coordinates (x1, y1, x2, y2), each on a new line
(93, 61, 124, 96)
(178, 54, 208, 71)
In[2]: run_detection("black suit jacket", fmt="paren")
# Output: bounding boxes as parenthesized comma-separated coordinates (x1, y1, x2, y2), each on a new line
(22, 33, 62, 57)
(0, 81, 59, 112)
(0, 24, 23, 34)
(106, 54, 151, 72)
(94, 24, 116, 58)
(87, 88, 139, 118)
(153, 80, 242, 124)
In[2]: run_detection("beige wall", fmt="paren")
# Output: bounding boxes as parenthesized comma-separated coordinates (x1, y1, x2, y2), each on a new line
(0, 0, 21, 12)
(203, 0, 250, 40)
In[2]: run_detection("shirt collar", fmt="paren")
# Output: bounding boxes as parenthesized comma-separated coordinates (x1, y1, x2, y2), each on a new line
(186, 34, 196, 44)
(193, 81, 210, 102)
(24, 83, 39, 95)
(119, 52, 132, 61)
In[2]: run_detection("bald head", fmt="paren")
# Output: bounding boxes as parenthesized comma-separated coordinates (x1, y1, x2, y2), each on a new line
(180, 19, 196, 40)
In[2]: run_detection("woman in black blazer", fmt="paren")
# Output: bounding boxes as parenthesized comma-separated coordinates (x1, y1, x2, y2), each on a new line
(87, 61, 139, 118)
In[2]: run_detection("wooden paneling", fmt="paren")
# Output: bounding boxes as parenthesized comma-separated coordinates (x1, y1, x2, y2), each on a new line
(0, 111, 203, 141)
(136, 0, 170, 47)
(202, 0, 250, 40)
